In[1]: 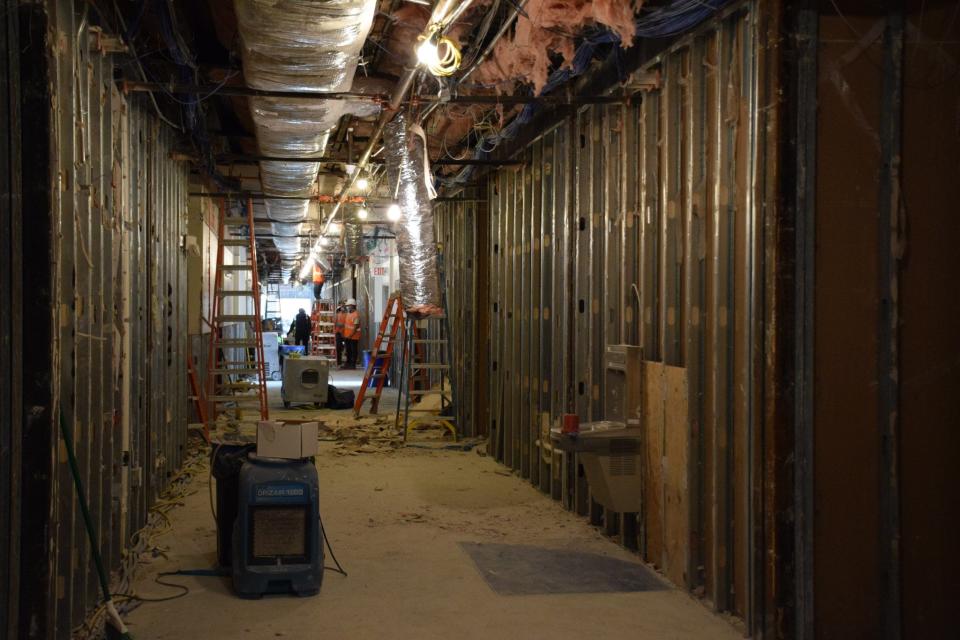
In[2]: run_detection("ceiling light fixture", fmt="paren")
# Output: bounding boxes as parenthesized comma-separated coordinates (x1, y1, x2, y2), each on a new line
(387, 203, 402, 221)
(416, 27, 460, 77)
(357, 206, 368, 220)
(356, 177, 369, 191)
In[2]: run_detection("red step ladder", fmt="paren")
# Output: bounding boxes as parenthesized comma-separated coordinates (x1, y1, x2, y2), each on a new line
(353, 294, 405, 416)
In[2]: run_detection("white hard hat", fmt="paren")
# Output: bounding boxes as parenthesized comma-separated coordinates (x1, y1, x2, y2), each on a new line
(346, 298, 357, 306)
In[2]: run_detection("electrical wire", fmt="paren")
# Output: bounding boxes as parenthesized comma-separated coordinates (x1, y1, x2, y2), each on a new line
(418, 25, 463, 77)
(75, 436, 210, 640)
(319, 512, 348, 577)
(443, 0, 732, 188)
(111, 0, 183, 131)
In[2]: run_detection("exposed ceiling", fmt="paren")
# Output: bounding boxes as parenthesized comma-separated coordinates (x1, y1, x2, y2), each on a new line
(110, 0, 671, 282)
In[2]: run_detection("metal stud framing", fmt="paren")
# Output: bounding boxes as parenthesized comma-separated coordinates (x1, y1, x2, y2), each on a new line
(437, 2, 775, 631)
(11, 3, 192, 636)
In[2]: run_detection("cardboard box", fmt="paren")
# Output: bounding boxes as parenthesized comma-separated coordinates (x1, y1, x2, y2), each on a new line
(256, 421, 318, 459)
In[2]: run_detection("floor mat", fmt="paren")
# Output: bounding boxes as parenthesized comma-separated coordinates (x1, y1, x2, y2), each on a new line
(460, 542, 666, 596)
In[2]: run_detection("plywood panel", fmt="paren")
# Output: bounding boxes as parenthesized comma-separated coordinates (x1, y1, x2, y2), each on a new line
(663, 364, 690, 587)
(642, 361, 665, 567)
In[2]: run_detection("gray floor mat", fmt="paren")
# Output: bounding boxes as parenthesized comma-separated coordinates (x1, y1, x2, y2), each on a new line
(460, 542, 667, 596)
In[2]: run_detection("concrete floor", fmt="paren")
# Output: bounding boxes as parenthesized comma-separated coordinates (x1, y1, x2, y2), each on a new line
(129, 382, 741, 639)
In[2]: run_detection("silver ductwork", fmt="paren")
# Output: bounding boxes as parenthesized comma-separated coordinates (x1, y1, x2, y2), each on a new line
(385, 111, 442, 315)
(344, 222, 363, 259)
(235, 0, 378, 263)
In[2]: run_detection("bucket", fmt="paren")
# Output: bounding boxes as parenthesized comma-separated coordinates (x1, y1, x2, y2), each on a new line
(368, 352, 389, 388)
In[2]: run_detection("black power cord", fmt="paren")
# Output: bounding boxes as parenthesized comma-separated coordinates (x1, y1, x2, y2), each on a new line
(319, 512, 348, 577)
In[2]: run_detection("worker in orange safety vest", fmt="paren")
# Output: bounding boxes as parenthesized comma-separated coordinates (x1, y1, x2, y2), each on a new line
(334, 302, 346, 367)
(342, 298, 361, 369)
(312, 264, 325, 300)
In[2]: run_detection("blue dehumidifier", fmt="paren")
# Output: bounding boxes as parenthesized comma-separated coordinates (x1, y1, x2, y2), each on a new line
(231, 455, 324, 598)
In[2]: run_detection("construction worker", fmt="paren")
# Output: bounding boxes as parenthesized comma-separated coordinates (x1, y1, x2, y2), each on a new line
(294, 308, 311, 350)
(334, 302, 346, 367)
(342, 298, 361, 369)
(312, 264, 325, 300)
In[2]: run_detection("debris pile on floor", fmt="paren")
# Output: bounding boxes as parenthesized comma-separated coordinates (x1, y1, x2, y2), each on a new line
(319, 415, 404, 455)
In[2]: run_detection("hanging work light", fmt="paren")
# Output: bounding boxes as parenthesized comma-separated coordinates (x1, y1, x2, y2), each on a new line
(387, 203, 402, 221)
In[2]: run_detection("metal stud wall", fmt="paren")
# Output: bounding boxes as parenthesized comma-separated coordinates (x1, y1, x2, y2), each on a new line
(437, 2, 780, 632)
(12, 2, 191, 637)
(434, 191, 488, 437)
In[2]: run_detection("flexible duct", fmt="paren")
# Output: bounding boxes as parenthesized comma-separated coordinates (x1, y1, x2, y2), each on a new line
(385, 111, 442, 316)
(235, 0, 378, 261)
(344, 222, 363, 260)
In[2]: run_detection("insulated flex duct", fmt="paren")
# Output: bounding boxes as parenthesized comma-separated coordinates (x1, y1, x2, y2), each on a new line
(385, 112, 442, 315)
(236, 0, 375, 92)
(344, 222, 363, 260)
(235, 0, 377, 261)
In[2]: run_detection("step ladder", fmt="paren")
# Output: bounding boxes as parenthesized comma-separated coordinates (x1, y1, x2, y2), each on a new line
(354, 294, 405, 416)
(204, 197, 269, 441)
(264, 281, 281, 324)
(310, 299, 337, 358)
(395, 246, 456, 441)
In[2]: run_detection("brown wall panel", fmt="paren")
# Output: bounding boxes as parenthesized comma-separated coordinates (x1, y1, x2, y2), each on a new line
(898, 3, 960, 637)
(813, 13, 884, 639)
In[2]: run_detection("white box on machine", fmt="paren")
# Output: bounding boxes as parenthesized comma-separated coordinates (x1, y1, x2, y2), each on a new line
(256, 421, 319, 459)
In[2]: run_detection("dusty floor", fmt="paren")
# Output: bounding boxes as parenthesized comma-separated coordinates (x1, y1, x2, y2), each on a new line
(128, 380, 740, 639)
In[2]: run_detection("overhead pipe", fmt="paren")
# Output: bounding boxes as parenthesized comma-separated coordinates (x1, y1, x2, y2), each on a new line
(127, 81, 636, 104)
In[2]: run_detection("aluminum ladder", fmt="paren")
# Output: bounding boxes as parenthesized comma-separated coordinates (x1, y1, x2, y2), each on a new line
(395, 246, 457, 441)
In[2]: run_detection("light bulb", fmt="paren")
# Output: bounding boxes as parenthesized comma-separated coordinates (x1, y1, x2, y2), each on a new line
(387, 203, 402, 221)
(356, 177, 369, 191)
(357, 207, 368, 220)
(416, 37, 440, 67)
(328, 221, 341, 234)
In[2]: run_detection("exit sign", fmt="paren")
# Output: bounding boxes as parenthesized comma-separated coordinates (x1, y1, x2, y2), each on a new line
(373, 266, 387, 277)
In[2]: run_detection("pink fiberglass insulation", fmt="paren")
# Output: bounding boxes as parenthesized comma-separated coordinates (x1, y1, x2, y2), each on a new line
(475, 0, 642, 93)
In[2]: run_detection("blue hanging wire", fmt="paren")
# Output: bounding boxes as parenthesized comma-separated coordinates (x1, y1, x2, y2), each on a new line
(153, 0, 238, 190)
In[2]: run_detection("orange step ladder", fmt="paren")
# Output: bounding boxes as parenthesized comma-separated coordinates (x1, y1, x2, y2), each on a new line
(353, 294, 405, 416)
(204, 197, 269, 442)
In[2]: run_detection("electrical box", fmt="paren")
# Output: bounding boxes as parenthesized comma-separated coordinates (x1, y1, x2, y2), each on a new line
(604, 345, 643, 425)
